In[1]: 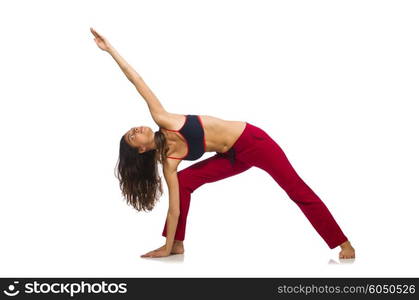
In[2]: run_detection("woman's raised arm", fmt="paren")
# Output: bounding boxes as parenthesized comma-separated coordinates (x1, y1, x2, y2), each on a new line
(90, 27, 167, 124)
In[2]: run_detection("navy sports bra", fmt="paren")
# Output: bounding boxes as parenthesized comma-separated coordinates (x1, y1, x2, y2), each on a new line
(163, 115, 206, 161)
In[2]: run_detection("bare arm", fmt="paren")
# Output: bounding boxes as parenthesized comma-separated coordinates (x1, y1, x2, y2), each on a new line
(90, 28, 167, 124)
(107, 46, 167, 123)
(139, 158, 181, 257)
(162, 159, 181, 251)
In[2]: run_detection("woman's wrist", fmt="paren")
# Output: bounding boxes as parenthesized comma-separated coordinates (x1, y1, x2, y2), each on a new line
(106, 45, 116, 54)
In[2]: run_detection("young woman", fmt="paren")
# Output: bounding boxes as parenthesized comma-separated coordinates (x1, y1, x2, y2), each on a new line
(90, 28, 355, 259)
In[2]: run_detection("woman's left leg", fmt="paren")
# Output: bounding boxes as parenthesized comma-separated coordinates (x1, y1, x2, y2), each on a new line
(234, 123, 349, 249)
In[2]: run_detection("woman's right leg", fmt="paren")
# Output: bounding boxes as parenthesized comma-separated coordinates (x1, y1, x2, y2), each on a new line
(162, 153, 252, 241)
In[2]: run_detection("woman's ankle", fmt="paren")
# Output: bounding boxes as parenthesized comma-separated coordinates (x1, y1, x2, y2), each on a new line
(340, 240, 352, 248)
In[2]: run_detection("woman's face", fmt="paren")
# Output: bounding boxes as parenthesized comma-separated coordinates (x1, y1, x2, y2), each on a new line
(124, 126, 153, 153)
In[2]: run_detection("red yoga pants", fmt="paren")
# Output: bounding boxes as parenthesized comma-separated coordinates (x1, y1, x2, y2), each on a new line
(162, 122, 348, 249)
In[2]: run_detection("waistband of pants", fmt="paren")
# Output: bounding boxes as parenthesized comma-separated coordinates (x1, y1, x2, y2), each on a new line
(217, 122, 261, 165)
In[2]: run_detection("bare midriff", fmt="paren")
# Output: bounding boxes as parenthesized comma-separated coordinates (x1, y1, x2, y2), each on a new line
(161, 114, 246, 159)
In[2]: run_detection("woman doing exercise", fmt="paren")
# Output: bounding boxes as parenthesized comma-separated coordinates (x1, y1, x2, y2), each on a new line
(90, 28, 355, 259)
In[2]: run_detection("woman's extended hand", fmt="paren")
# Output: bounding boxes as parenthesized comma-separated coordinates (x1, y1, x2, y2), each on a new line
(90, 27, 112, 52)
(141, 245, 171, 258)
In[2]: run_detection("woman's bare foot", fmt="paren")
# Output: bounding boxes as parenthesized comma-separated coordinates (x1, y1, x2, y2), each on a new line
(339, 240, 355, 259)
(171, 241, 184, 255)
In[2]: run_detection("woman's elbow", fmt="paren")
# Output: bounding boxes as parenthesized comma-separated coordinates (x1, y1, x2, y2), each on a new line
(168, 209, 180, 218)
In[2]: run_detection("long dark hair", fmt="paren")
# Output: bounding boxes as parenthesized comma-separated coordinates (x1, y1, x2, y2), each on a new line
(114, 128, 169, 212)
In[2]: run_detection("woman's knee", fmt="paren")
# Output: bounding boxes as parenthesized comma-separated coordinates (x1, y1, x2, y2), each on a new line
(284, 179, 318, 203)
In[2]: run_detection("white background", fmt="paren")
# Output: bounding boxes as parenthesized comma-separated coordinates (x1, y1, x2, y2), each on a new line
(0, 0, 418, 277)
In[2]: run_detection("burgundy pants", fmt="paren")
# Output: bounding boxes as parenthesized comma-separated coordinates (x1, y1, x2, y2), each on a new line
(162, 122, 348, 249)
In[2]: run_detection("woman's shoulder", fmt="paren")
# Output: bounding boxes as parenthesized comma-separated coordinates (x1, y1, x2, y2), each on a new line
(156, 112, 187, 131)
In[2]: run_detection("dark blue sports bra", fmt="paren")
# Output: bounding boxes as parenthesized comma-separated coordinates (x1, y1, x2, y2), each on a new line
(163, 115, 206, 161)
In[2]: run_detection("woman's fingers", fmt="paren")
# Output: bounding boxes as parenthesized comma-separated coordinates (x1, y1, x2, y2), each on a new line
(90, 27, 98, 37)
(90, 27, 102, 40)
(90, 27, 98, 36)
